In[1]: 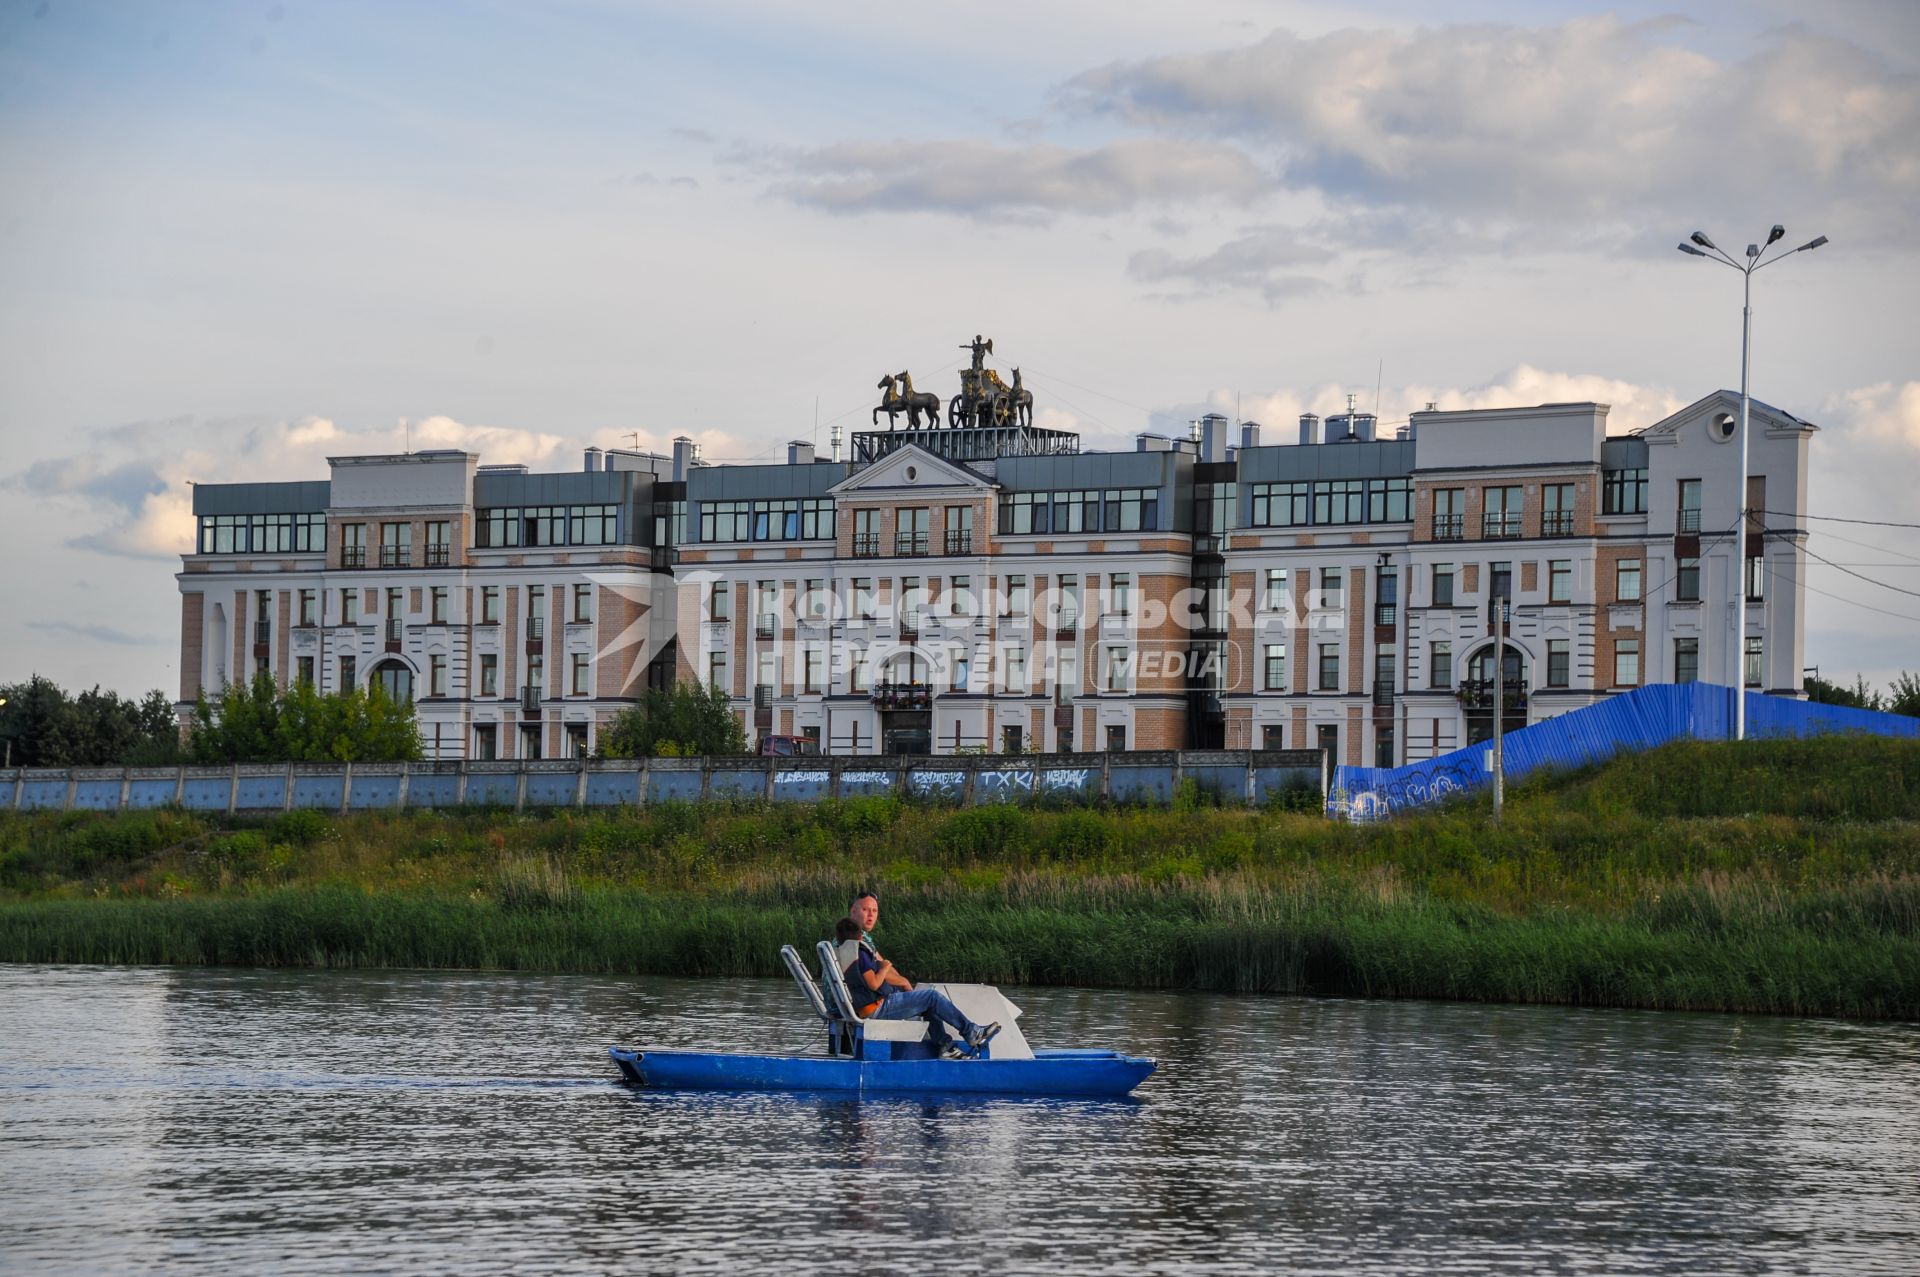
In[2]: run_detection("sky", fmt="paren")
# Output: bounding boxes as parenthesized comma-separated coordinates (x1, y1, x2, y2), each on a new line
(2, 0, 1917, 699)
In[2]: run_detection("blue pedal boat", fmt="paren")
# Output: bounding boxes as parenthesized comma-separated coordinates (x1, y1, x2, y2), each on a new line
(608, 942, 1155, 1098)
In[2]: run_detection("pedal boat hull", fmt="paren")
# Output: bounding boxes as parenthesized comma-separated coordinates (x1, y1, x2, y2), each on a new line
(608, 1046, 1154, 1098)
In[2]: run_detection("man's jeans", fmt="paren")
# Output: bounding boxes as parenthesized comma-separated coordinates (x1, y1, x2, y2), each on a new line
(873, 987, 974, 1049)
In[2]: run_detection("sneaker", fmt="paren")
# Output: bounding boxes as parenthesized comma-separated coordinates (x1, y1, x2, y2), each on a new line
(940, 1044, 968, 1060)
(965, 1022, 1002, 1055)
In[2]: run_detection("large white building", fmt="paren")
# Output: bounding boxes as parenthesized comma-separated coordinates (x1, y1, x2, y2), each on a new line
(177, 386, 1814, 764)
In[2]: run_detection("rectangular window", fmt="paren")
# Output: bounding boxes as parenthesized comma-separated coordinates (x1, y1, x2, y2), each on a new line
(1057, 578, 1080, 631)
(952, 653, 970, 693)
(999, 492, 1042, 536)
(1745, 636, 1763, 687)
(1057, 650, 1078, 701)
(573, 584, 593, 623)
(430, 586, 448, 624)
(1548, 560, 1572, 603)
(1431, 641, 1452, 690)
(425, 520, 451, 565)
(944, 504, 974, 553)
(1547, 639, 1570, 687)
(572, 651, 591, 696)
(1375, 568, 1398, 627)
(1004, 644, 1027, 692)
(380, 521, 412, 567)
(1615, 639, 1640, 687)
(1674, 638, 1699, 684)
(1318, 643, 1340, 691)
(430, 654, 447, 697)
(1006, 574, 1029, 616)
(1746, 555, 1766, 602)
(480, 654, 498, 697)
(1431, 487, 1466, 540)
(896, 507, 930, 556)
(1432, 563, 1455, 607)
(1603, 468, 1647, 515)
(1264, 644, 1287, 691)
(1109, 573, 1133, 616)
(1261, 724, 1285, 750)
(709, 651, 729, 693)
(710, 582, 732, 622)
(900, 577, 923, 631)
(950, 575, 974, 617)
(1677, 478, 1703, 533)
(1003, 724, 1024, 753)
(1374, 645, 1396, 704)
(1316, 724, 1338, 760)
(474, 724, 497, 761)
(476, 508, 521, 548)
(1367, 478, 1413, 524)
(526, 654, 545, 699)
(1542, 483, 1575, 536)
(297, 589, 316, 626)
(1313, 479, 1366, 526)
(1676, 557, 1701, 602)
(1105, 725, 1127, 752)
(1483, 486, 1523, 539)
(1264, 568, 1288, 612)
(1375, 725, 1395, 769)
(340, 655, 356, 689)
(342, 589, 360, 625)
(1616, 559, 1642, 602)
(803, 578, 827, 620)
(805, 647, 824, 693)
(1319, 567, 1343, 607)
(565, 505, 616, 547)
(699, 500, 752, 544)
(850, 648, 871, 693)
(853, 578, 874, 620)
(1250, 481, 1310, 528)
(1490, 560, 1513, 600)
(386, 588, 404, 638)
(296, 656, 314, 686)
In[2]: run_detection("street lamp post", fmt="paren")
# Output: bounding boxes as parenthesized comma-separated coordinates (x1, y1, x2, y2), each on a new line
(1676, 226, 1827, 741)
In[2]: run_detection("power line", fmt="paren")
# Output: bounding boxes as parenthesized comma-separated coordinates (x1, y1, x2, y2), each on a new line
(1804, 525, 1920, 564)
(1801, 542, 1920, 599)
(1763, 508, 1920, 530)
(1770, 563, 1920, 625)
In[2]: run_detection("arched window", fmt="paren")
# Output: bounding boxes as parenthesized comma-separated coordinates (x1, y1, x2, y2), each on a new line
(1466, 642, 1526, 689)
(371, 658, 414, 704)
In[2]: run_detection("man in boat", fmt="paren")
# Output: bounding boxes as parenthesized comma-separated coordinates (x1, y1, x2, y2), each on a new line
(839, 893, 999, 1058)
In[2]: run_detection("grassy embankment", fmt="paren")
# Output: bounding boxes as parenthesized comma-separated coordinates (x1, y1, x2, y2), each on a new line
(2, 736, 1917, 1018)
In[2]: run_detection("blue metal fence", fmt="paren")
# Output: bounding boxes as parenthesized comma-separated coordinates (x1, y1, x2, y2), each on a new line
(1330, 685, 1919, 821)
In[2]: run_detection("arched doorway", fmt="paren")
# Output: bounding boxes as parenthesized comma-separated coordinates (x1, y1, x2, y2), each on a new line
(1462, 641, 1527, 745)
(370, 658, 414, 704)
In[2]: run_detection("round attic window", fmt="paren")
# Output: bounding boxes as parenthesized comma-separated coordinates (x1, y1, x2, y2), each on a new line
(1708, 411, 1737, 444)
(905, 465, 918, 481)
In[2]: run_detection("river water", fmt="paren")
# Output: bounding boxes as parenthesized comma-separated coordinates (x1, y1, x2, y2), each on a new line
(2, 965, 1917, 1275)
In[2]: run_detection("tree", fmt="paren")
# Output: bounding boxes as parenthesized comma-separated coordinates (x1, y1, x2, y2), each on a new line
(189, 674, 421, 763)
(599, 681, 747, 758)
(0, 675, 182, 767)
(1804, 674, 1884, 711)
(1889, 672, 1920, 719)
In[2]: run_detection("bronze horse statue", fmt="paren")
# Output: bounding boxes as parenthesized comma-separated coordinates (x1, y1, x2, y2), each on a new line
(896, 370, 942, 429)
(1009, 367, 1033, 427)
(873, 373, 908, 428)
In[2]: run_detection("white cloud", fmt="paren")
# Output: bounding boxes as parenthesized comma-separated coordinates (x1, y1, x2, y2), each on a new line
(762, 137, 1270, 219)
(11, 415, 746, 561)
(1065, 18, 1920, 242)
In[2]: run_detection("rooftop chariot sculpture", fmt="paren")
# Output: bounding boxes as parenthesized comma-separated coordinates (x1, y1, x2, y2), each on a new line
(872, 335, 1033, 432)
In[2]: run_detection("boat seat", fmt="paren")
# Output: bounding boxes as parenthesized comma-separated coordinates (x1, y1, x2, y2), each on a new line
(780, 944, 832, 1024)
(815, 939, 928, 1043)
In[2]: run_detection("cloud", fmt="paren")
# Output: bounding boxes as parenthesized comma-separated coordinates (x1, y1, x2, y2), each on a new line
(1128, 226, 1334, 304)
(1821, 381, 1920, 453)
(25, 619, 164, 647)
(9, 415, 746, 561)
(1064, 18, 1920, 242)
(761, 137, 1270, 220)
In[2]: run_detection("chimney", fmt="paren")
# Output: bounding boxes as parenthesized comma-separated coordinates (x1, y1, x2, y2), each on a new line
(583, 446, 603, 473)
(1354, 414, 1378, 443)
(1135, 432, 1171, 452)
(1240, 420, 1261, 450)
(1199, 413, 1230, 463)
(1298, 413, 1321, 446)
(672, 436, 696, 482)
(787, 440, 815, 466)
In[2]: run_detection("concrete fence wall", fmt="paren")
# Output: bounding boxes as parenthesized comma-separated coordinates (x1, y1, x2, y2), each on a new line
(1, 750, 1328, 815)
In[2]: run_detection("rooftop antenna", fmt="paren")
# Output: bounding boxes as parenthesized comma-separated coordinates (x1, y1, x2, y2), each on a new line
(626, 432, 641, 451)
(814, 395, 820, 452)
(1374, 359, 1383, 418)
(831, 415, 842, 463)
(405, 419, 412, 454)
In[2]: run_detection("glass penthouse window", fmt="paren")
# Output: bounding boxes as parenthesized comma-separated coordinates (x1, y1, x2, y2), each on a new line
(997, 488, 1154, 535)
(1312, 479, 1366, 526)
(198, 513, 327, 555)
(1249, 482, 1309, 528)
(749, 498, 834, 541)
(1603, 468, 1648, 515)
(698, 500, 752, 543)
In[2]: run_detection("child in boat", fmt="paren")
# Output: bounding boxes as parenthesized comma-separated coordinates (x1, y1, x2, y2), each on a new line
(832, 912, 998, 1058)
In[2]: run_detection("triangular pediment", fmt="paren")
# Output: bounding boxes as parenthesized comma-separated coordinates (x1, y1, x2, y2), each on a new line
(827, 443, 996, 497)
(1640, 390, 1819, 439)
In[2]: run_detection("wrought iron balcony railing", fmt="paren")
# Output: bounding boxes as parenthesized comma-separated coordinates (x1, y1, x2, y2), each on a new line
(851, 532, 881, 557)
(944, 530, 972, 555)
(1542, 512, 1575, 536)
(871, 681, 933, 710)
(895, 531, 928, 557)
(1482, 513, 1523, 540)
(1677, 507, 1702, 533)
(526, 617, 545, 640)
(425, 544, 451, 566)
(1430, 514, 1463, 540)
(379, 545, 410, 567)
(340, 546, 366, 568)
(1456, 680, 1528, 711)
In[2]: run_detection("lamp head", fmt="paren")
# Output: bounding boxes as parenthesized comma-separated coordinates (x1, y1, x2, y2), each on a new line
(1690, 231, 1716, 250)
(1799, 235, 1829, 252)
(1677, 243, 1707, 256)
(1766, 224, 1786, 246)
(1746, 243, 1760, 258)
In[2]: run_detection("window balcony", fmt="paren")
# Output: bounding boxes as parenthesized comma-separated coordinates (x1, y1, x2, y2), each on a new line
(379, 546, 410, 568)
(1677, 508, 1702, 533)
(871, 681, 932, 710)
(526, 617, 545, 640)
(384, 617, 402, 642)
(521, 686, 541, 714)
(1542, 513, 1575, 536)
(425, 545, 451, 567)
(852, 532, 881, 557)
(340, 547, 367, 568)
(1457, 680, 1528, 711)
(754, 617, 775, 639)
(254, 621, 272, 644)
(1482, 514, 1523, 540)
(1373, 685, 1396, 707)
(895, 531, 928, 557)
(944, 530, 973, 555)
(900, 609, 922, 635)
(1374, 604, 1397, 627)
(1431, 514, 1463, 541)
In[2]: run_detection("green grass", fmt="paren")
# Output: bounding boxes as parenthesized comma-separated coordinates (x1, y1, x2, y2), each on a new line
(3, 736, 1918, 1019)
